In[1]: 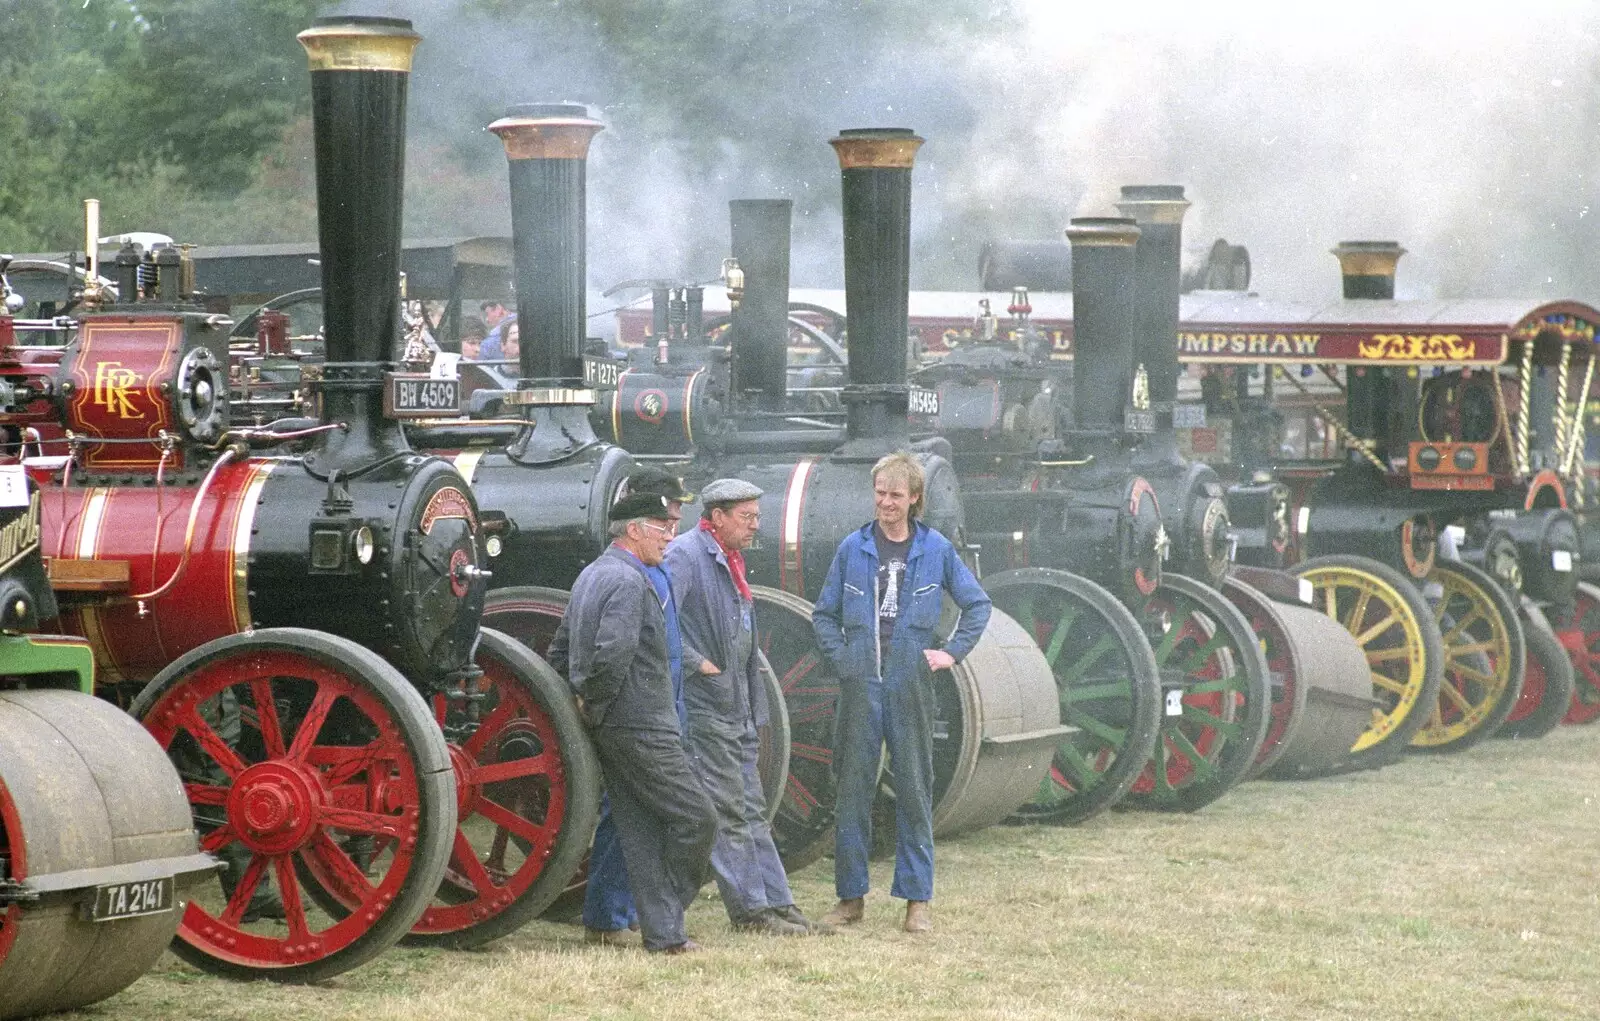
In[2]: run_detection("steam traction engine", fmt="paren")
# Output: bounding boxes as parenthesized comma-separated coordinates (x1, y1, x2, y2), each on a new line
(0, 16, 597, 985)
(1183, 244, 1591, 754)
(579, 130, 1072, 866)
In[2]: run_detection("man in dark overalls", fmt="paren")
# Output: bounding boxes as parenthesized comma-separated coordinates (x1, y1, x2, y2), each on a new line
(578, 468, 692, 944)
(812, 453, 991, 934)
(548, 482, 715, 954)
(666, 478, 828, 936)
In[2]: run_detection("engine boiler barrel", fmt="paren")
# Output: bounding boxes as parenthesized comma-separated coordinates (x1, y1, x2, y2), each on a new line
(38, 455, 484, 686)
(729, 199, 793, 406)
(727, 454, 963, 602)
(830, 128, 923, 446)
(1063, 218, 1140, 435)
(603, 367, 719, 455)
(1117, 185, 1190, 435)
(489, 103, 603, 384)
(455, 444, 632, 591)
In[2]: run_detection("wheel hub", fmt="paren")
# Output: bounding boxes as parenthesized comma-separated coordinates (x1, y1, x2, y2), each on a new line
(447, 743, 480, 817)
(227, 761, 328, 855)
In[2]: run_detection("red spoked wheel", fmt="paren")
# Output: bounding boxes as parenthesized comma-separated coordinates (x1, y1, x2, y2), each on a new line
(1498, 600, 1575, 740)
(1221, 577, 1308, 781)
(130, 629, 455, 983)
(1123, 574, 1270, 812)
(401, 627, 597, 947)
(1557, 582, 1600, 724)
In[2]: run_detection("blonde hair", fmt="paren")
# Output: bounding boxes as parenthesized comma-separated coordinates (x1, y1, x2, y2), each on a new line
(872, 452, 925, 518)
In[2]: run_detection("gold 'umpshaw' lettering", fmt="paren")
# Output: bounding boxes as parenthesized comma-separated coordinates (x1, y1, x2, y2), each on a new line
(1176, 332, 1322, 358)
(0, 492, 42, 576)
(92, 361, 145, 419)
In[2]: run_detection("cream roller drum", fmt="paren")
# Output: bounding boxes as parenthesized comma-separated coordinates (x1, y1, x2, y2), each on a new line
(0, 690, 213, 1020)
(1261, 602, 1380, 779)
(929, 606, 1070, 837)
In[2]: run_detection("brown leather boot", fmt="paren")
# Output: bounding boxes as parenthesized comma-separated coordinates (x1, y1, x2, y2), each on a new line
(819, 897, 865, 927)
(903, 900, 932, 933)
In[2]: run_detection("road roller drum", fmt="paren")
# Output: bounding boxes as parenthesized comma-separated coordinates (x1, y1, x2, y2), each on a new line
(0, 689, 214, 1020)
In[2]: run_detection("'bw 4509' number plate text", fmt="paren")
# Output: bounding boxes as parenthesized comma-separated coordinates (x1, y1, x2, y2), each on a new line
(384, 373, 461, 418)
(91, 876, 174, 922)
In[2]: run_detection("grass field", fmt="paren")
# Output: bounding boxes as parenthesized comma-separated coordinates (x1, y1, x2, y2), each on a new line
(61, 725, 1600, 1021)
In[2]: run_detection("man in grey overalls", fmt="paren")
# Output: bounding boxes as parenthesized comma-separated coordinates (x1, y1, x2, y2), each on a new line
(549, 488, 716, 954)
(665, 478, 828, 936)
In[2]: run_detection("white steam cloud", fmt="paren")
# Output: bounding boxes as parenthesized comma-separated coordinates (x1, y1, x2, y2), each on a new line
(340, 0, 1600, 314)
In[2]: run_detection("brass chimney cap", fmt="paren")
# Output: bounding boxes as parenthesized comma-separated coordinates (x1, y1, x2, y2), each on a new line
(830, 128, 924, 170)
(1332, 240, 1406, 277)
(1066, 216, 1142, 247)
(488, 103, 604, 161)
(1116, 184, 1191, 225)
(298, 17, 420, 73)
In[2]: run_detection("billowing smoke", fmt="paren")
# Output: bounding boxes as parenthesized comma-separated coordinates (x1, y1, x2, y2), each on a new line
(326, 1, 1600, 317)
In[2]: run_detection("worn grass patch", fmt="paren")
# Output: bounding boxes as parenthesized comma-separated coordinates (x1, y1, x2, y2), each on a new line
(60, 726, 1600, 1021)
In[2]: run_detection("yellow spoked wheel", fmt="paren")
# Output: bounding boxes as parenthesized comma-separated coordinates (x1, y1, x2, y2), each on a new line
(1292, 555, 1444, 770)
(1411, 558, 1525, 752)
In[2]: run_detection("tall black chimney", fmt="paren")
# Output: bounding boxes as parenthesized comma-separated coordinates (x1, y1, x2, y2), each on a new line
(297, 16, 420, 470)
(1118, 185, 1189, 456)
(487, 103, 605, 463)
(488, 103, 603, 383)
(1332, 241, 1404, 300)
(830, 128, 923, 453)
(1064, 217, 1141, 441)
(729, 199, 793, 408)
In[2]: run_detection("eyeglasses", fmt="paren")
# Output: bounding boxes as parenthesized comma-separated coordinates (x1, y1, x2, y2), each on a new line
(638, 520, 677, 539)
(730, 510, 761, 524)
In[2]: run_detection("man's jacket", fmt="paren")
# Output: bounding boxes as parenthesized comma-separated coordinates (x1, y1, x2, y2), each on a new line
(664, 527, 768, 725)
(811, 520, 991, 684)
(547, 545, 678, 731)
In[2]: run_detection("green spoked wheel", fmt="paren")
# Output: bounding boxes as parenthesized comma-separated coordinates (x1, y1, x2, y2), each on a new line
(1292, 555, 1445, 770)
(1123, 574, 1271, 812)
(985, 568, 1161, 825)
(1412, 559, 1525, 753)
(1497, 600, 1575, 740)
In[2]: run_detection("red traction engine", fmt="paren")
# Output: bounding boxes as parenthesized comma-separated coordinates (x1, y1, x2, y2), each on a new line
(0, 16, 597, 986)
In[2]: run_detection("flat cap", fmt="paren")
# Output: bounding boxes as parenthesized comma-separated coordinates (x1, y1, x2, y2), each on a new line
(621, 465, 695, 504)
(609, 490, 674, 522)
(700, 478, 764, 505)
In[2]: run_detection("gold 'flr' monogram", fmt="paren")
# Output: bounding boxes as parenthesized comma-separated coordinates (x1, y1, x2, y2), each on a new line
(92, 362, 146, 420)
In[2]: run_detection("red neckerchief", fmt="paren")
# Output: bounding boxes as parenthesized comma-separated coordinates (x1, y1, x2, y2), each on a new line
(700, 519, 752, 601)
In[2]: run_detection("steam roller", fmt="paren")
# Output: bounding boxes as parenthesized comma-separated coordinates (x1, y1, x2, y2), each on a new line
(0, 483, 213, 1020)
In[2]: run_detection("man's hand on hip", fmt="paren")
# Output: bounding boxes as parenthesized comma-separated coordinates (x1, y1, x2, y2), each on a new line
(923, 649, 955, 672)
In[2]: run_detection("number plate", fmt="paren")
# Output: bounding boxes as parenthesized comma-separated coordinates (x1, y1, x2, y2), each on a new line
(1165, 690, 1185, 716)
(90, 876, 174, 922)
(1553, 550, 1574, 572)
(583, 355, 625, 389)
(384, 373, 460, 418)
(1125, 409, 1157, 433)
(909, 386, 940, 416)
